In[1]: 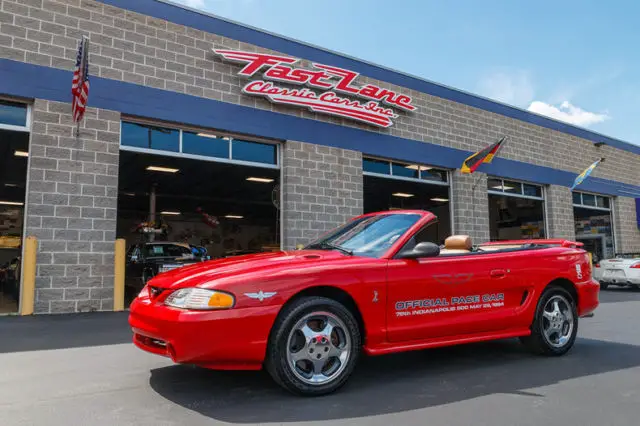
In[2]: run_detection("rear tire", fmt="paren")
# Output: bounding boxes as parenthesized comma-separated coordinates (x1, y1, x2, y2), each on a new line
(520, 285, 578, 356)
(600, 281, 609, 290)
(265, 296, 361, 396)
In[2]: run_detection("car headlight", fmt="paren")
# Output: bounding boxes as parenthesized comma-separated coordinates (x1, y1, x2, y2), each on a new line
(164, 288, 235, 310)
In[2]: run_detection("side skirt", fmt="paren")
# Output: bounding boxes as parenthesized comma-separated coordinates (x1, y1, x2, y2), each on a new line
(363, 328, 531, 356)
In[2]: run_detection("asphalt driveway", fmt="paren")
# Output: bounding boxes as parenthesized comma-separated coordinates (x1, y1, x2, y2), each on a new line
(1, 288, 640, 426)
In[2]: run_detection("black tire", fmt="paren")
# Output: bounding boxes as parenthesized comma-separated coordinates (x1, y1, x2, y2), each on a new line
(265, 296, 361, 396)
(599, 281, 609, 290)
(520, 285, 578, 356)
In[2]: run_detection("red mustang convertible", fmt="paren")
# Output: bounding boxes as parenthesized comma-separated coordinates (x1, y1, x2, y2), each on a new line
(129, 210, 599, 396)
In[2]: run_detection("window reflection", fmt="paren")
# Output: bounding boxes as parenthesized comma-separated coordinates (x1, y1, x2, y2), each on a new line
(0, 101, 27, 128)
(121, 122, 180, 152)
(182, 132, 229, 159)
(391, 162, 418, 179)
(232, 139, 277, 164)
(363, 158, 390, 175)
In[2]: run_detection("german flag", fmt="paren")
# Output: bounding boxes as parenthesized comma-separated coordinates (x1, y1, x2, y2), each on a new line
(460, 136, 506, 174)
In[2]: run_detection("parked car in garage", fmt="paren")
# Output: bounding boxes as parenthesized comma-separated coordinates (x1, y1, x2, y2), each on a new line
(593, 253, 640, 289)
(125, 242, 207, 294)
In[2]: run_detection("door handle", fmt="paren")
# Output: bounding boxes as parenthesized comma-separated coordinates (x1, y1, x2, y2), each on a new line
(491, 269, 507, 278)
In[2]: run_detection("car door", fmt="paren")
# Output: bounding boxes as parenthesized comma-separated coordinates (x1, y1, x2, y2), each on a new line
(386, 239, 521, 343)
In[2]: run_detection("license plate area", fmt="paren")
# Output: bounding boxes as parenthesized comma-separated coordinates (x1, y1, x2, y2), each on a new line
(604, 269, 626, 279)
(159, 264, 182, 273)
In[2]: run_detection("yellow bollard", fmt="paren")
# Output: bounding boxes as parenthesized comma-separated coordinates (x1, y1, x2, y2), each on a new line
(113, 239, 126, 311)
(20, 236, 37, 316)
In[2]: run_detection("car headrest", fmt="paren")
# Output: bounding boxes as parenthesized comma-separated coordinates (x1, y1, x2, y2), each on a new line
(444, 235, 472, 251)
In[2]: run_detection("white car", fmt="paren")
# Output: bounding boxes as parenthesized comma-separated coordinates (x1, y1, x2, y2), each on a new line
(594, 253, 640, 289)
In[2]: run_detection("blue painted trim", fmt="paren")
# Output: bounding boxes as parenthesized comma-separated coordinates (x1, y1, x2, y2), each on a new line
(2, 58, 639, 199)
(99, 0, 640, 156)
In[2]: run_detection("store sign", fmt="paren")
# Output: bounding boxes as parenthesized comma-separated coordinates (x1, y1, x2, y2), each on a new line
(213, 49, 416, 128)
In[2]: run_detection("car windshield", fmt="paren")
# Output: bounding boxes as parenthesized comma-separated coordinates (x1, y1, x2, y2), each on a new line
(144, 244, 191, 258)
(305, 213, 422, 258)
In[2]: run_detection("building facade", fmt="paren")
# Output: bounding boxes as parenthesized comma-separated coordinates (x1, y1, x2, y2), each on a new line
(0, 0, 638, 315)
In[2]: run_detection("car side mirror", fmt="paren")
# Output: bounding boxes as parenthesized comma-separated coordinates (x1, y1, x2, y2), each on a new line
(397, 242, 440, 259)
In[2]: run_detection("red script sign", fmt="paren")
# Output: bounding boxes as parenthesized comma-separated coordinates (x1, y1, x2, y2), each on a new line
(213, 49, 416, 128)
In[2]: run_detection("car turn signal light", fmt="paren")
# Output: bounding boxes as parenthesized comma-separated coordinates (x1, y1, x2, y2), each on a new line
(208, 291, 235, 308)
(164, 288, 235, 310)
(630, 262, 640, 269)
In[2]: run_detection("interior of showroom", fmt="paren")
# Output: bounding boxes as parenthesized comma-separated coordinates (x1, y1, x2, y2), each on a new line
(361, 157, 451, 244)
(0, 100, 29, 314)
(116, 120, 283, 301)
(487, 177, 547, 241)
(573, 191, 615, 263)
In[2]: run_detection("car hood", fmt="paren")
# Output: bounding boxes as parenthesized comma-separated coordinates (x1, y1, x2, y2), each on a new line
(146, 249, 355, 289)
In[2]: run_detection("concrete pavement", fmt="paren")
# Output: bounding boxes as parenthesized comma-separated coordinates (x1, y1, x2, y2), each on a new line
(1, 288, 640, 426)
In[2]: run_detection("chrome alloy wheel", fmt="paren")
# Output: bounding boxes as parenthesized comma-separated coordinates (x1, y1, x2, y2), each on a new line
(541, 294, 574, 348)
(285, 311, 352, 385)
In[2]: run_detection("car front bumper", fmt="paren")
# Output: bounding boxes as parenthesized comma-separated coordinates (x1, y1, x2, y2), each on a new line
(128, 296, 280, 370)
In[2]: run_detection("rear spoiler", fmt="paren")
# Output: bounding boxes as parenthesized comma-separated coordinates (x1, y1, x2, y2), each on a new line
(479, 239, 584, 249)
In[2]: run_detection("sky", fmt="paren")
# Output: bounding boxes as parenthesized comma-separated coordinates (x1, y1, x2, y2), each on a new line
(172, 0, 639, 146)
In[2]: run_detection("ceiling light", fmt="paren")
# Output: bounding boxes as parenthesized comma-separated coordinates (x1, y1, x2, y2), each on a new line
(392, 192, 414, 198)
(4, 183, 19, 187)
(0, 201, 24, 206)
(123, 192, 135, 196)
(430, 197, 449, 202)
(405, 165, 432, 171)
(146, 166, 179, 173)
(160, 211, 181, 215)
(246, 177, 274, 183)
(14, 150, 28, 157)
(491, 185, 514, 191)
(197, 133, 218, 138)
(225, 215, 243, 219)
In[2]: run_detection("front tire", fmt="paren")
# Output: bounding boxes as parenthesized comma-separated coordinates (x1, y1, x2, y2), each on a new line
(265, 296, 361, 396)
(520, 285, 578, 356)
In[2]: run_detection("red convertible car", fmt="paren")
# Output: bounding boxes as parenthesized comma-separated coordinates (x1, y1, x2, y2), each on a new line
(129, 210, 599, 396)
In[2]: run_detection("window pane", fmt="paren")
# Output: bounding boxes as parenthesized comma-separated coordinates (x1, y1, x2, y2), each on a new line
(523, 184, 542, 198)
(502, 180, 521, 194)
(232, 139, 277, 164)
(487, 178, 503, 191)
(572, 192, 582, 205)
(582, 193, 596, 206)
(363, 158, 390, 174)
(0, 101, 27, 127)
(391, 162, 418, 179)
(421, 169, 448, 183)
(120, 122, 179, 152)
(595, 196, 610, 209)
(182, 131, 229, 158)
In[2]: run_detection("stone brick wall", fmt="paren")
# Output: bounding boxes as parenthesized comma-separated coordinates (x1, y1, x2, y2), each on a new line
(281, 141, 363, 250)
(0, 0, 638, 189)
(26, 99, 120, 314)
(450, 171, 490, 243)
(613, 197, 640, 253)
(545, 185, 576, 240)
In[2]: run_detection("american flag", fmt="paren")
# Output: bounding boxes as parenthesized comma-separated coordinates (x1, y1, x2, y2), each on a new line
(71, 36, 90, 123)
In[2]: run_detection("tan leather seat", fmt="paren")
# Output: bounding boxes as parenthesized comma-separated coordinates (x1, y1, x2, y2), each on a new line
(440, 235, 472, 254)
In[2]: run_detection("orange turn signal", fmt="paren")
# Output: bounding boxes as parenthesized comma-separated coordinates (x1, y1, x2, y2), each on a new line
(207, 291, 235, 308)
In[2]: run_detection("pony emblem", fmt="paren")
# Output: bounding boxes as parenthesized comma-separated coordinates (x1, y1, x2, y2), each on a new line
(245, 291, 277, 302)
